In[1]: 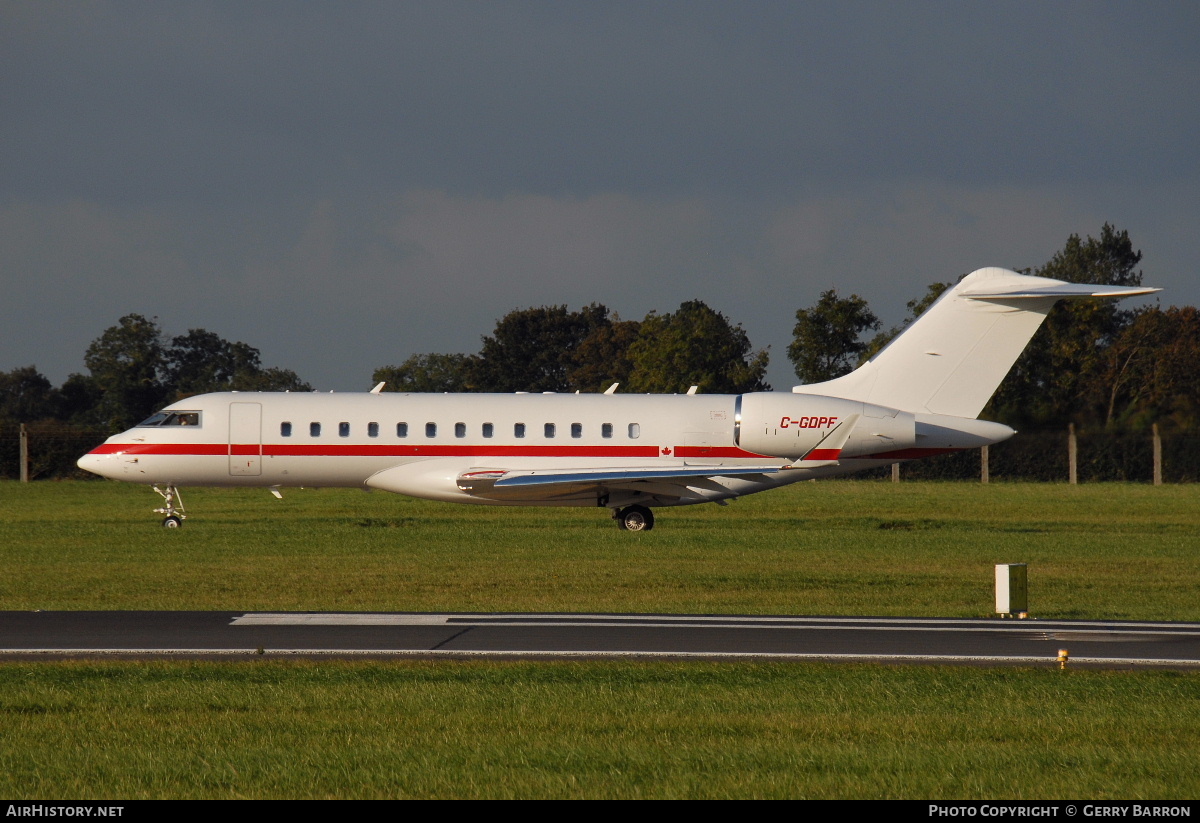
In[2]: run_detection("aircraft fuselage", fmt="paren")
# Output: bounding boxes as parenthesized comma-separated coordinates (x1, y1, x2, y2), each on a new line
(78, 390, 1010, 509)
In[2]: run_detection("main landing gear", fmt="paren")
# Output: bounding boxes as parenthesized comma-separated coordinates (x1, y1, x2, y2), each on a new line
(614, 505, 655, 532)
(152, 485, 186, 528)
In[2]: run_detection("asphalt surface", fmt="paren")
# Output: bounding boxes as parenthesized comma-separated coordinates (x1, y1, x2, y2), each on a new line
(3, 611, 1200, 668)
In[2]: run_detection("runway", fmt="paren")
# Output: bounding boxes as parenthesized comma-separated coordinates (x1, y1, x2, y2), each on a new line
(3, 611, 1200, 668)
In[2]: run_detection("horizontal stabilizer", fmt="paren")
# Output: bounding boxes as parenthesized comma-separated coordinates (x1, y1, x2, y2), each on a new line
(961, 283, 1159, 300)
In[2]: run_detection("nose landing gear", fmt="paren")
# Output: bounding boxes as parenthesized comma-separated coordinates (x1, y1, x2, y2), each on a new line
(614, 504, 655, 532)
(152, 485, 186, 528)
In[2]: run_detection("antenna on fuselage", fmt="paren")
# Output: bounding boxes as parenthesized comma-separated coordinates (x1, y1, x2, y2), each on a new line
(604, 383, 619, 395)
(370, 382, 385, 394)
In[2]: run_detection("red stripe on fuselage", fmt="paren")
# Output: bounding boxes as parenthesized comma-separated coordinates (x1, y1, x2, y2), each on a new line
(804, 448, 841, 460)
(86, 442, 775, 460)
(87, 443, 228, 456)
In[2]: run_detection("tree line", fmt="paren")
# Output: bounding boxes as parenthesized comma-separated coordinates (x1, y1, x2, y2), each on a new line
(2, 224, 1197, 479)
(0, 319, 310, 433)
(372, 300, 769, 397)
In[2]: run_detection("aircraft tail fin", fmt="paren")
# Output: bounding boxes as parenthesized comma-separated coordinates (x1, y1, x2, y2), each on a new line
(792, 267, 1158, 419)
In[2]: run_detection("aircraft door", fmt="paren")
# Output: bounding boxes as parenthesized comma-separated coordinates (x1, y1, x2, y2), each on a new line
(228, 402, 263, 476)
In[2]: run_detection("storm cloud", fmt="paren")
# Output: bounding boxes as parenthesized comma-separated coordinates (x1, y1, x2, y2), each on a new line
(2, 1, 1196, 391)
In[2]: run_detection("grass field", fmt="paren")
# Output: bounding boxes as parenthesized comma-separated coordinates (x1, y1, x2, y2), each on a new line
(2, 659, 1197, 800)
(1, 479, 1198, 799)
(2, 479, 1197, 618)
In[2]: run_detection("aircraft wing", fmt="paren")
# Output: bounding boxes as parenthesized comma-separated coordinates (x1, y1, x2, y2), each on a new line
(460, 462, 788, 488)
(454, 462, 799, 503)
(455, 415, 860, 503)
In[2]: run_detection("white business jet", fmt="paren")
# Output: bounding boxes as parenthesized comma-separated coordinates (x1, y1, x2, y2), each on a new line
(78, 268, 1156, 531)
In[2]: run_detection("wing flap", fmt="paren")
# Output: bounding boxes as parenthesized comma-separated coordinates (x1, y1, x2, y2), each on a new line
(492, 464, 791, 488)
(456, 462, 799, 502)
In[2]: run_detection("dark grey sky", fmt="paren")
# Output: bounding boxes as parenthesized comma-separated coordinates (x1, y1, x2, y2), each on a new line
(2, 1, 1196, 392)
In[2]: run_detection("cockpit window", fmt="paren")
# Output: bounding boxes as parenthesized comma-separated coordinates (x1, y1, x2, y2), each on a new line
(138, 411, 201, 427)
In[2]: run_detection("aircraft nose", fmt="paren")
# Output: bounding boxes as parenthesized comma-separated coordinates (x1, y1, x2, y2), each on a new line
(77, 451, 117, 479)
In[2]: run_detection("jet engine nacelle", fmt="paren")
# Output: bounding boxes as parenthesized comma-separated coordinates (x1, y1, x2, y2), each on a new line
(738, 392, 916, 460)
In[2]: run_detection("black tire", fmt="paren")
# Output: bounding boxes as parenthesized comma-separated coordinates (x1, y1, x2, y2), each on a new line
(618, 505, 654, 532)
(162, 515, 183, 529)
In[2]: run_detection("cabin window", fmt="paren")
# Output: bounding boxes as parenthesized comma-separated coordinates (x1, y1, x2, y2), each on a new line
(455, 422, 466, 438)
(514, 423, 526, 438)
(602, 423, 613, 439)
(482, 422, 494, 438)
(368, 422, 379, 438)
(310, 422, 321, 437)
(397, 422, 408, 437)
(339, 422, 350, 437)
(544, 423, 556, 438)
(628, 423, 640, 439)
(425, 422, 437, 438)
(571, 423, 582, 439)
(281, 422, 292, 437)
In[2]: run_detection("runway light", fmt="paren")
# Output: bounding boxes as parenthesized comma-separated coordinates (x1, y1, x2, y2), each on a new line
(1057, 649, 1070, 669)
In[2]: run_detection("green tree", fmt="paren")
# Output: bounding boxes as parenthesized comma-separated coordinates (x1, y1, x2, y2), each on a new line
(164, 330, 264, 397)
(84, 314, 167, 430)
(470, 304, 614, 392)
(1087, 306, 1200, 431)
(986, 224, 1144, 428)
(0, 366, 57, 423)
(163, 329, 311, 397)
(229, 367, 311, 392)
(626, 300, 769, 393)
(567, 318, 642, 392)
(55, 373, 103, 425)
(788, 290, 880, 384)
(374, 353, 475, 393)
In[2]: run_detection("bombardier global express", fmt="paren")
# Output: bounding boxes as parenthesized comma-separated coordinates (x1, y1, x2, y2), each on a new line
(77, 268, 1157, 531)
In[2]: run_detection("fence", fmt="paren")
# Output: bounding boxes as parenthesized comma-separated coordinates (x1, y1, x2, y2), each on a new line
(892, 427, 1200, 483)
(4, 422, 1200, 483)
(0, 423, 110, 480)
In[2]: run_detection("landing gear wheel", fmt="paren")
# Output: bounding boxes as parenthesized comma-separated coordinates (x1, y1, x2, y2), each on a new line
(616, 505, 655, 532)
(152, 485, 187, 527)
